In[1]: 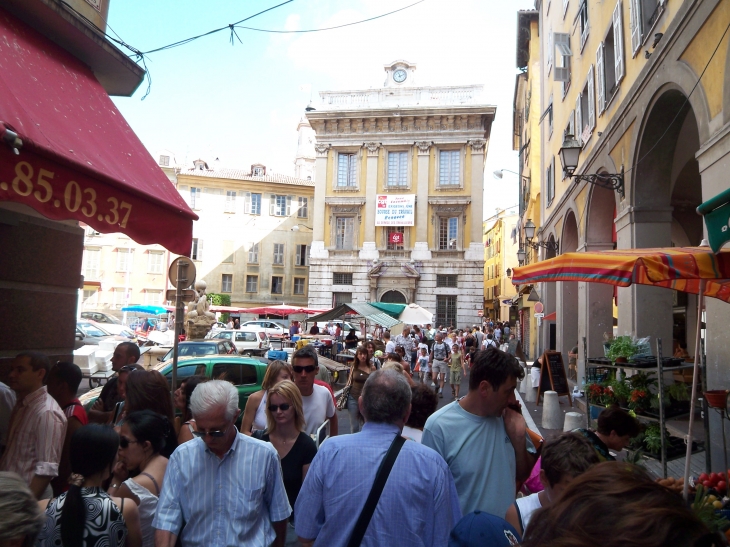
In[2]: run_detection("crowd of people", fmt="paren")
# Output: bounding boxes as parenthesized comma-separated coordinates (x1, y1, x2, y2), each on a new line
(0, 329, 725, 547)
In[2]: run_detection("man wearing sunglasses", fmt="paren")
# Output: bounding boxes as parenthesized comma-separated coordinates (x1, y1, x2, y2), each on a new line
(154, 380, 291, 547)
(291, 346, 338, 437)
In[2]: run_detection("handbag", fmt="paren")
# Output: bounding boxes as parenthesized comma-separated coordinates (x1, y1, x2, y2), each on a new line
(346, 434, 406, 547)
(336, 370, 353, 410)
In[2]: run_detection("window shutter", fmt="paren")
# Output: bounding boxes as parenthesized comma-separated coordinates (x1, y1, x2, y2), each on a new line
(269, 195, 275, 216)
(349, 154, 357, 186)
(596, 42, 606, 114)
(244, 192, 251, 214)
(547, 27, 553, 71)
(587, 66, 595, 131)
(286, 196, 292, 216)
(575, 93, 583, 145)
(630, 0, 642, 55)
(613, 0, 625, 82)
(198, 239, 204, 261)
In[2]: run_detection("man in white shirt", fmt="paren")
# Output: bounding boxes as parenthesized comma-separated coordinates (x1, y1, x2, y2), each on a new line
(292, 346, 338, 436)
(384, 331, 395, 354)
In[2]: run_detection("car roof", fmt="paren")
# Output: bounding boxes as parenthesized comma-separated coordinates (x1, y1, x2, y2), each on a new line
(153, 354, 266, 372)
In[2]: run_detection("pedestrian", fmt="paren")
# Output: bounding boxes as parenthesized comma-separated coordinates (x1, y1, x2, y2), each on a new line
(402, 384, 438, 443)
(0, 381, 15, 460)
(430, 333, 451, 398)
(365, 341, 379, 369)
(173, 375, 208, 444)
(37, 424, 143, 547)
(240, 360, 293, 435)
(88, 342, 141, 424)
(448, 511, 521, 547)
(253, 380, 317, 546)
(122, 370, 176, 426)
(347, 346, 375, 434)
(394, 325, 415, 368)
(424, 324, 435, 351)
(109, 410, 175, 547)
(383, 331, 395, 354)
(494, 325, 502, 343)
(520, 462, 722, 547)
(291, 346, 338, 437)
(295, 369, 462, 546)
(233, 318, 240, 330)
(0, 352, 66, 499)
(0, 472, 45, 547)
(153, 380, 291, 547)
(46, 361, 88, 496)
(482, 333, 497, 349)
(504, 432, 599, 536)
(422, 347, 535, 518)
(226, 317, 234, 329)
(449, 344, 466, 399)
(345, 328, 359, 350)
(417, 347, 430, 383)
(573, 406, 640, 462)
(474, 326, 484, 348)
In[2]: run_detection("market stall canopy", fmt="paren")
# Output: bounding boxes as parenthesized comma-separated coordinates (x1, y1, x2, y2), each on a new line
(369, 302, 406, 318)
(398, 303, 435, 325)
(242, 304, 330, 316)
(307, 303, 401, 328)
(121, 305, 170, 316)
(0, 10, 198, 256)
(697, 187, 730, 253)
(209, 305, 245, 313)
(512, 247, 730, 302)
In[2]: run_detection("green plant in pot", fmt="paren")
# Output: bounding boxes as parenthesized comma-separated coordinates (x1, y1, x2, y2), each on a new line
(606, 336, 639, 363)
(629, 389, 651, 413)
(608, 378, 632, 408)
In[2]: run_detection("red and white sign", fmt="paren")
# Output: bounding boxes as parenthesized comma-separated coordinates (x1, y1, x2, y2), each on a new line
(374, 194, 415, 226)
(389, 232, 404, 245)
(534, 302, 544, 313)
(477, 310, 484, 317)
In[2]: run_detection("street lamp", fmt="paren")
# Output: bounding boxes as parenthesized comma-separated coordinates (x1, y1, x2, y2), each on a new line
(517, 247, 526, 265)
(506, 268, 512, 277)
(493, 169, 519, 179)
(559, 134, 624, 197)
(291, 224, 313, 232)
(521, 219, 560, 253)
(524, 219, 536, 240)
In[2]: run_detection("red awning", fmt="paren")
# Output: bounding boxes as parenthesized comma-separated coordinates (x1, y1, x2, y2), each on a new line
(543, 311, 556, 321)
(0, 9, 197, 256)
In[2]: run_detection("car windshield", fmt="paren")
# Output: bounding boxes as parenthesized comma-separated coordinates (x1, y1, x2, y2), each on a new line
(78, 322, 110, 337)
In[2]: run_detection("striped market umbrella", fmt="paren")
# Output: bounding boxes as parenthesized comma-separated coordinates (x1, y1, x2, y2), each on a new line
(512, 245, 730, 499)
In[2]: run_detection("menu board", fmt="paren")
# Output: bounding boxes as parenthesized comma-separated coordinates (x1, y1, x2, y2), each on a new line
(536, 350, 572, 406)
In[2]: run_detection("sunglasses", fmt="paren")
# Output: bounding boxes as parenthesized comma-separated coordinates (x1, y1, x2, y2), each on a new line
(268, 403, 291, 412)
(119, 365, 138, 373)
(292, 365, 317, 374)
(192, 427, 229, 439)
(119, 436, 141, 449)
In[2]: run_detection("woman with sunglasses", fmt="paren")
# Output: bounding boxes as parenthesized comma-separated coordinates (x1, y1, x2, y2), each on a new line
(173, 375, 208, 444)
(240, 360, 292, 435)
(108, 410, 176, 547)
(37, 424, 142, 547)
(346, 346, 375, 434)
(253, 380, 316, 546)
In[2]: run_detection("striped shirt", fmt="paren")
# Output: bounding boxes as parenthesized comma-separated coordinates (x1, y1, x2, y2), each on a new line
(153, 432, 291, 547)
(0, 386, 66, 483)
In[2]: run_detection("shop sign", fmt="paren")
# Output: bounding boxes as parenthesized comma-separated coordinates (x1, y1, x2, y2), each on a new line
(375, 194, 415, 226)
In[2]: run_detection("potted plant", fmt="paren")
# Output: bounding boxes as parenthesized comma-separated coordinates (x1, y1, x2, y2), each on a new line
(629, 388, 651, 413)
(609, 378, 632, 408)
(606, 335, 640, 363)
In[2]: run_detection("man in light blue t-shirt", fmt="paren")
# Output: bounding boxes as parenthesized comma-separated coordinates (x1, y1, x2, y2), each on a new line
(422, 347, 536, 518)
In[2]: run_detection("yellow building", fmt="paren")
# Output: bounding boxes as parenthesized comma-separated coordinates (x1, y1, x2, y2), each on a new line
(529, 0, 730, 466)
(483, 209, 519, 322)
(305, 60, 496, 327)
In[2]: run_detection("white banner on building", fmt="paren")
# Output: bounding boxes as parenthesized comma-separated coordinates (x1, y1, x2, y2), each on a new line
(375, 194, 415, 226)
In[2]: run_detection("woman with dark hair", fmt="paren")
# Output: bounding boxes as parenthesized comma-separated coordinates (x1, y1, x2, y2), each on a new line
(240, 360, 292, 435)
(123, 371, 175, 424)
(173, 375, 208, 444)
(402, 384, 438, 443)
(346, 346, 375, 434)
(37, 424, 142, 547)
(108, 411, 175, 547)
(520, 461, 721, 547)
(365, 340, 380, 369)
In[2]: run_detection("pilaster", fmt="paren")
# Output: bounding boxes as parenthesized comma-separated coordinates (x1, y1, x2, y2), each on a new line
(469, 140, 486, 245)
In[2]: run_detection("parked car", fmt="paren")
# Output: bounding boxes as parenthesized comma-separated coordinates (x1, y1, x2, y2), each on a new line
(240, 320, 287, 336)
(205, 329, 270, 356)
(79, 355, 268, 422)
(159, 339, 236, 363)
(84, 319, 136, 338)
(81, 312, 122, 325)
(75, 320, 117, 348)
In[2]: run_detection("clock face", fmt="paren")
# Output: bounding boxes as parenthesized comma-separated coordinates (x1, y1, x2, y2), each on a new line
(393, 69, 407, 83)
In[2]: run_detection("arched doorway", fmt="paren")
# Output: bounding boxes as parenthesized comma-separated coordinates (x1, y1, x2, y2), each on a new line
(557, 211, 579, 372)
(380, 290, 407, 304)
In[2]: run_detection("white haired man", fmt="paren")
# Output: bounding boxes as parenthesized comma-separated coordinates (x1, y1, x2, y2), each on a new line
(153, 380, 291, 547)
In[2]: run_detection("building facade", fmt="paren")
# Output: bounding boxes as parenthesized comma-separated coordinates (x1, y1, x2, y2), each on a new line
(528, 0, 730, 468)
(483, 210, 520, 322)
(305, 61, 495, 328)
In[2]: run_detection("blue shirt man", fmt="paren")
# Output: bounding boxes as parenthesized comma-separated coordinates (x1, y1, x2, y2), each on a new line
(295, 369, 461, 547)
(153, 380, 290, 547)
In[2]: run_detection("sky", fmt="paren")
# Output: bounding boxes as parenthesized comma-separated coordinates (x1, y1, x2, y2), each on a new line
(107, 0, 534, 219)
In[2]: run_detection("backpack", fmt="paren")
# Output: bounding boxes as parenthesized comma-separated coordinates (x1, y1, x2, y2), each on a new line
(433, 342, 449, 361)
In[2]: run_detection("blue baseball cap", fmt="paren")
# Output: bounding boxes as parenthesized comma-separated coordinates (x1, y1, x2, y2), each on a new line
(449, 511, 521, 547)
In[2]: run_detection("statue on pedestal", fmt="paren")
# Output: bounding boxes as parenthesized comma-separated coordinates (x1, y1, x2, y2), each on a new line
(185, 280, 216, 340)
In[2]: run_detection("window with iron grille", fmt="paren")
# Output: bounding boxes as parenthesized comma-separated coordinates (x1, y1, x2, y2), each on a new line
(246, 275, 258, 293)
(386, 226, 406, 250)
(337, 153, 357, 187)
(273, 243, 284, 265)
(387, 151, 408, 187)
(248, 242, 259, 264)
(335, 217, 355, 250)
(295, 244, 309, 266)
(438, 217, 459, 250)
(298, 197, 308, 218)
(225, 191, 236, 213)
(221, 274, 232, 293)
(333, 292, 352, 306)
(333, 272, 353, 285)
(294, 278, 305, 295)
(438, 150, 460, 186)
(436, 275, 458, 288)
(436, 295, 457, 328)
(271, 276, 283, 294)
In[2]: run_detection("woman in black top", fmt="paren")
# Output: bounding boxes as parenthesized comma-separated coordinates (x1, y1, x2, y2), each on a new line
(253, 380, 317, 542)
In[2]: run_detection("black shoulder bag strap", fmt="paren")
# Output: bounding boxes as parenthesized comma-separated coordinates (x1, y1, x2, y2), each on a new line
(346, 434, 407, 547)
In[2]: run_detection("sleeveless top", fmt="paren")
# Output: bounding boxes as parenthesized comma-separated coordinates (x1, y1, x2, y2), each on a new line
(37, 487, 127, 547)
(253, 392, 268, 431)
(514, 492, 542, 534)
(124, 473, 160, 547)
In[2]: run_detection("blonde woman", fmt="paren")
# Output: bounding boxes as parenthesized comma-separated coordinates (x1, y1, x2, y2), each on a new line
(253, 380, 317, 544)
(240, 360, 292, 434)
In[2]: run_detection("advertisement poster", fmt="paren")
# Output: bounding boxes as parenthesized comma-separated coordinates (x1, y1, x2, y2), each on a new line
(375, 194, 415, 226)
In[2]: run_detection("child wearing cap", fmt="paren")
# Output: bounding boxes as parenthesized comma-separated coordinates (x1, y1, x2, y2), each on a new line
(504, 432, 600, 536)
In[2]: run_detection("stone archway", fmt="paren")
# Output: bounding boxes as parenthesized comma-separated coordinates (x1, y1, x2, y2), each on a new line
(380, 290, 407, 304)
(557, 211, 579, 370)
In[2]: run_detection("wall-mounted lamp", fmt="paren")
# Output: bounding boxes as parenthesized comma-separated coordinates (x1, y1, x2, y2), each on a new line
(517, 247, 526, 265)
(506, 268, 512, 278)
(522, 219, 560, 253)
(559, 135, 624, 197)
(291, 224, 313, 232)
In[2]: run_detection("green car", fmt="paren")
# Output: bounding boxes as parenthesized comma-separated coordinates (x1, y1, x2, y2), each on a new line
(79, 355, 268, 420)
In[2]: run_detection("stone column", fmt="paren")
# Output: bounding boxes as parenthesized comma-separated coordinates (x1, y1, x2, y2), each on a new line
(412, 141, 432, 260)
(310, 143, 330, 259)
(464, 139, 487, 261)
(360, 142, 380, 260)
(556, 281, 579, 375)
